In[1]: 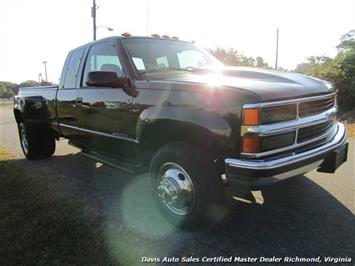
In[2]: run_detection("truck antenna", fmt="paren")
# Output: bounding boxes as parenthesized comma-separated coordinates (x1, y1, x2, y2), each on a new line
(275, 28, 279, 70)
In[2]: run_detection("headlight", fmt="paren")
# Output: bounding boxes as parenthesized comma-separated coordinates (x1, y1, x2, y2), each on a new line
(242, 104, 297, 126)
(260, 104, 297, 124)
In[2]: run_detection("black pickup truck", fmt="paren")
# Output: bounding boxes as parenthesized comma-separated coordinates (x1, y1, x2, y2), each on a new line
(14, 35, 348, 229)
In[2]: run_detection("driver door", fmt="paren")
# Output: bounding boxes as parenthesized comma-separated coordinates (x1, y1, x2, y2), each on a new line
(76, 41, 136, 158)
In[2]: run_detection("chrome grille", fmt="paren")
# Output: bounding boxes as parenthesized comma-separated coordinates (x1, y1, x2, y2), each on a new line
(299, 96, 335, 117)
(297, 120, 335, 143)
(241, 92, 338, 159)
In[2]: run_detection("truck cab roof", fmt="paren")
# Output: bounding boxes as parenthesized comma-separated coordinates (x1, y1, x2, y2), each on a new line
(71, 35, 191, 52)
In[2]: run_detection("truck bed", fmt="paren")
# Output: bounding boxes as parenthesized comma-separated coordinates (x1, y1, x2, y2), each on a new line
(15, 85, 59, 128)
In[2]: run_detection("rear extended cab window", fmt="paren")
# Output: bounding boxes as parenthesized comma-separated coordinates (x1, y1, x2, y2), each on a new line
(62, 48, 85, 89)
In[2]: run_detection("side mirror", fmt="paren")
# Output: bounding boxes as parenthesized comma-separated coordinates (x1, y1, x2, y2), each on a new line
(86, 71, 128, 88)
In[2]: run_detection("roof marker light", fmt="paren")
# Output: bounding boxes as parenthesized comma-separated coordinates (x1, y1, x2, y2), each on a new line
(121, 32, 131, 37)
(151, 33, 160, 38)
(162, 35, 170, 39)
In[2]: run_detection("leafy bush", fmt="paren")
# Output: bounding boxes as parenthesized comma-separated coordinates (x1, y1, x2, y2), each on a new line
(296, 30, 355, 112)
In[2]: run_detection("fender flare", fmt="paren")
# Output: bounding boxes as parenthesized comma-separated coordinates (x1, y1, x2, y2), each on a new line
(13, 95, 50, 126)
(136, 106, 235, 160)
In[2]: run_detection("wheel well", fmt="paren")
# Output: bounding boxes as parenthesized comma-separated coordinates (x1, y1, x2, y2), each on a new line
(14, 109, 24, 124)
(14, 108, 59, 140)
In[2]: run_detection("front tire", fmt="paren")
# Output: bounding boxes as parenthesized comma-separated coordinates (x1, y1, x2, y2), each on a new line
(150, 142, 226, 230)
(18, 122, 55, 160)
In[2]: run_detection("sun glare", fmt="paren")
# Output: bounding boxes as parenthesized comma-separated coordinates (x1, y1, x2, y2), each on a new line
(205, 71, 224, 88)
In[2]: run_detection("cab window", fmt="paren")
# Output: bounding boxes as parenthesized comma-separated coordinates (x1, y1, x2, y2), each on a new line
(177, 50, 208, 68)
(122, 38, 221, 79)
(132, 57, 145, 70)
(156, 56, 169, 68)
(82, 42, 124, 86)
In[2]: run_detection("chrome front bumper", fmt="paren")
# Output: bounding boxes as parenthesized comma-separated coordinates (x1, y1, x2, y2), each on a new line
(225, 122, 348, 189)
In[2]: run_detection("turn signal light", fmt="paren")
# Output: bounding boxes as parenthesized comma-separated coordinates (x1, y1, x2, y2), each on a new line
(242, 137, 261, 153)
(242, 108, 260, 126)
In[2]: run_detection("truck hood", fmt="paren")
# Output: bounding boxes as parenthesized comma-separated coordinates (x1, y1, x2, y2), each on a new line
(142, 66, 335, 102)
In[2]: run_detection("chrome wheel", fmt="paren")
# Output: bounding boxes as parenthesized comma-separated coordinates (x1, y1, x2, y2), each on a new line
(157, 162, 196, 216)
(20, 125, 29, 155)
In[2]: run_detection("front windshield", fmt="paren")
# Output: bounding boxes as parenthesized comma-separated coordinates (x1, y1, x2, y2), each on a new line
(122, 38, 222, 77)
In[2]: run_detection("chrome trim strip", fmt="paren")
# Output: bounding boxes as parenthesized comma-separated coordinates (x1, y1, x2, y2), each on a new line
(226, 122, 346, 170)
(58, 123, 138, 143)
(296, 102, 300, 119)
(243, 92, 336, 108)
(241, 107, 336, 136)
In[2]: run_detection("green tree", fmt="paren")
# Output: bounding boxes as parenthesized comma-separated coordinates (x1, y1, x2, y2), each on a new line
(19, 80, 41, 88)
(295, 56, 333, 75)
(0, 84, 14, 98)
(208, 47, 240, 66)
(0, 80, 45, 99)
(0, 81, 18, 98)
(239, 55, 256, 66)
(295, 30, 355, 112)
(256, 56, 270, 68)
(208, 47, 269, 68)
(337, 29, 355, 51)
(327, 49, 355, 111)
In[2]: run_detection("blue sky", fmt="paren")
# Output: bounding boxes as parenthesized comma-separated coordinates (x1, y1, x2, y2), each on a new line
(0, 0, 354, 83)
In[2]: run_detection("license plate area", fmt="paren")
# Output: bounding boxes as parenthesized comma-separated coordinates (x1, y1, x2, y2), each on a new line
(318, 142, 348, 173)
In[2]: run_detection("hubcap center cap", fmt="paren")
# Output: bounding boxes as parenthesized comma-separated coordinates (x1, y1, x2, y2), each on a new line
(158, 178, 180, 205)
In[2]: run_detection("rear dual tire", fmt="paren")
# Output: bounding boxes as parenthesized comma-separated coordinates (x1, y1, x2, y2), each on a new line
(18, 122, 55, 160)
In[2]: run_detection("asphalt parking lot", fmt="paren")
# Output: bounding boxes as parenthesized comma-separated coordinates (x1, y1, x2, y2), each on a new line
(0, 108, 354, 265)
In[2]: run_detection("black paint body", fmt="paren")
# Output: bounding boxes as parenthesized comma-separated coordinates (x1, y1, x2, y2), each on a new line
(13, 36, 335, 170)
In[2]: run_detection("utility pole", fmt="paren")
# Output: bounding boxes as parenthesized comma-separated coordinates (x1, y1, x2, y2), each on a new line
(42, 61, 48, 82)
(92, 0, 97, 41)
(275, 28, 279, 70)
